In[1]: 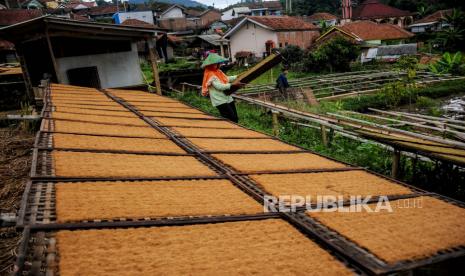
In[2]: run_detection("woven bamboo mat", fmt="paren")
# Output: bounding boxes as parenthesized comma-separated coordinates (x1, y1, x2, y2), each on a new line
(212, 153, 347, 173)
(308, 196, 465, 264)
(52, 151, 217, 178)
(55, 179, 263, 222)
(56, 219, 354, 275)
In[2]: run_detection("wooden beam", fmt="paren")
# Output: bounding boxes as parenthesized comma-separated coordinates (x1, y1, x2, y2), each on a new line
(147, 39, 162, 95)
(15, 47, 35, 103)
(45, 26, 63, 83)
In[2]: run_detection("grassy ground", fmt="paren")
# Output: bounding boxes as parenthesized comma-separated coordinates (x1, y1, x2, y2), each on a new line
(170, 90, 465, 202)
(225, 65, 314, 85)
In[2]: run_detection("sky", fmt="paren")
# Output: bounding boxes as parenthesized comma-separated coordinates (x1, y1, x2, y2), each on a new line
(195, 0, 239, 9)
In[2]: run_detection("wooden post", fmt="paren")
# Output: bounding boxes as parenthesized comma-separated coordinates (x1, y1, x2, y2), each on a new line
(391, 149, 401, 179)
(220, 42, 225, 57)
(272, 111, 280, 136)
(147, 38, 162, 95)
(15, 47, 35, 103)
(321, 125, 328, 147)
(45, 27, 63, 83)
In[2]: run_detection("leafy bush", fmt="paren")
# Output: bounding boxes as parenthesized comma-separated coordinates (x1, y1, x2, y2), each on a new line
(302, 37, 360, 73)
(279, 45, 304, 68)
(394, 55, 419, 71)
(429, 52, 465, 75)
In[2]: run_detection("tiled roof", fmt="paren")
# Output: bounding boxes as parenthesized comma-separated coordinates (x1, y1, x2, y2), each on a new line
(0, 9, 43, 26)
(413, 9, 453, 25)
(85, 5, 118, 16)
(340, 20, 414, 41)
(121, 18, 156, 29)
(185, 9, 202, 17)
(308, 12, 338, 21)
(352, 0, 411, 19)
(248, 16, 318, 31)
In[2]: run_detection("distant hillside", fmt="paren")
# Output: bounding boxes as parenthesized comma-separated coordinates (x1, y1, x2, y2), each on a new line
(128, 0, 207, 8)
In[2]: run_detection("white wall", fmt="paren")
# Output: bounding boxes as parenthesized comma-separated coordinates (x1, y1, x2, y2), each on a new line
(56, 43, 143, 89)
(161, 7, 185, 19)
(228, 21, 277, 61)
(221, 8, 235, 21)
(118, 11, 154, 24)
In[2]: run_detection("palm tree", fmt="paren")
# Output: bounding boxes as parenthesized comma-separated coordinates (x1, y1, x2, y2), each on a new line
(417, 6, 432, 19)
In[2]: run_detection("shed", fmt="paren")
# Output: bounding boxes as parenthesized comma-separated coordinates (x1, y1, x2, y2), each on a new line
(0, 16, 164, 99)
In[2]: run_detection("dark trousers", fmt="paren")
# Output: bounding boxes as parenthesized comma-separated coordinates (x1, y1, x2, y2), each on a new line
(216, 101, 238, 123)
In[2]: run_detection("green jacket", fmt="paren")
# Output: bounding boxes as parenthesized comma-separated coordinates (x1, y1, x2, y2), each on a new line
(207, 75, 237, 107)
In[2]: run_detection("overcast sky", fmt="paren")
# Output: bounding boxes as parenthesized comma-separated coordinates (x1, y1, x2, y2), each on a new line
(195, 0, 238, 9)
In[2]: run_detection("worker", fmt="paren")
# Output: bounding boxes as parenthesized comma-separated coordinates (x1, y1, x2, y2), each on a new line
(276, 67, 290, 100)
(201, 53, 245, 123)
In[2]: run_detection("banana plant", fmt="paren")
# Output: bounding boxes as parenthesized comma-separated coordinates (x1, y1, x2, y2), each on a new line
(429, 52, 464, 75)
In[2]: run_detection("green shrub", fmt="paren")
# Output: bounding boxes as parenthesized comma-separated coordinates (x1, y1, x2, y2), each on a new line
(303, 37, 360, 73)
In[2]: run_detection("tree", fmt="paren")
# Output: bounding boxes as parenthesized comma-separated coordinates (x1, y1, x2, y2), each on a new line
(291, 0, 340, 16)
(430, 52, 465, 75)
(280, 45, 304, 67)
(439, 9, 465, 51)
(302, 37, 360, 73)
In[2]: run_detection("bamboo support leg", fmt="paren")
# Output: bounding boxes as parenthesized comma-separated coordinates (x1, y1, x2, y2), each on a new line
(391, 148, 401, 179)
(272, 111, 280, 136)
(321, 125, 328, 147)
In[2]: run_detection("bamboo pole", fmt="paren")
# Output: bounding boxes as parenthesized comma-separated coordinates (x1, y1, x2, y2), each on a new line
(397, 111, 465, 126)
(368, 108, 465, 132)
(346, 109, 465, 137)
(147, 38, 162, 95)
(327, 112, 465, 149)
(45, 26, 63, 83)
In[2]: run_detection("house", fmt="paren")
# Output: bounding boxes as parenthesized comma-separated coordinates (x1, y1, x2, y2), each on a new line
(155, 5, 220, 32)
(114, 10, 155, 25)
(190, 34, 230, 58)
(223, 16, 319, 61)
(248, 1, 283, 16)
(408, 10, 453, 33)
(316, 21, 415, 63)
(62, 0, 97, 11)
(156, 34, 181, 62)
(374, 44, 417, 62)
(222, 7, 251, 21)
(205, 20, 230, 35)
(158, 4, 186, 19)
(221, 1, 283, 21)
(0, 16, 164, 94)
(342, 0, 414, 28)
(0, 9, 43, 26)
(340, 21, 414, 45)
(307, 13, 338, 27)
(77, 5, 119, 21)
